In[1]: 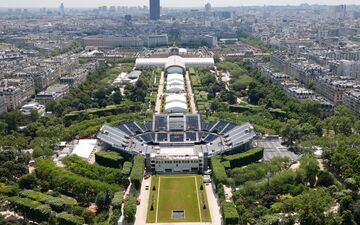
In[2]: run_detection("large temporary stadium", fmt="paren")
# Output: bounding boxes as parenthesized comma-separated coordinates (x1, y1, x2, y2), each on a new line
(97, 48, 257, 173)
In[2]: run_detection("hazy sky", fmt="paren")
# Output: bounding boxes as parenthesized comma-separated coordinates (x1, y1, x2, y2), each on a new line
(0, 0, 359, 8)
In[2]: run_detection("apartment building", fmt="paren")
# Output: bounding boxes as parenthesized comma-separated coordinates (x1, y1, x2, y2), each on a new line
(0, 79, 35, 111)
(315, 76, 357, 105)
(343, 89, 360, 118)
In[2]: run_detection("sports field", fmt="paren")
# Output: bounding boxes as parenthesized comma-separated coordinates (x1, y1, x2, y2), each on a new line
(146, 174, 211, 223)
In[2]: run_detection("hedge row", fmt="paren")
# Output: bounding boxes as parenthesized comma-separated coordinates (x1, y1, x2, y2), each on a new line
(64, 103, 138, 124)
(20, 190, 68, 212)
(35, 158, 119, 202)
(0, 183, 19, 196)
(8, 197, 52, 222)
(130, 155, 145, 190)
(111, 191, 124, 208)
(63, 155, 122, 184)
(122, 161, 133, 176)
(57, 212, 85, 225)
(123, 197, 137, 223)
(229, 104, 261, 113)
(210, 156, 227, 184)
(223, 147, 264, 168)
(221, 201, 240, 225)
(95, 151, 124, 168)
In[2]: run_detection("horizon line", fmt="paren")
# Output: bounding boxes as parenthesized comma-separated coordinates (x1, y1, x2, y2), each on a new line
(1, 3, 359, 9)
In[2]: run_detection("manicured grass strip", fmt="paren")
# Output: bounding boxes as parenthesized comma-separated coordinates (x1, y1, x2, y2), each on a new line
(196, 176, 211, 222)
(146, 176, 158, 223)
(157, 176, 200, 222)
(146, 174, 211, 223)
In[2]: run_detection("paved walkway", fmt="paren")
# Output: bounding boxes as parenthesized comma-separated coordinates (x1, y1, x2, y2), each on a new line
(206, 182, 223, 225)
(223, 185, 233, 201)
(134, 177, 152, 225)
(155, 71, 165, 114)
(185, 71, 197, 114)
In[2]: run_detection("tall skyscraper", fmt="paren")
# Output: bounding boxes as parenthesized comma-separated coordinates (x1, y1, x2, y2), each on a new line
(149, 0, 160, 21)
(59, 3, 65, 15)
(205, 3, 212, 13)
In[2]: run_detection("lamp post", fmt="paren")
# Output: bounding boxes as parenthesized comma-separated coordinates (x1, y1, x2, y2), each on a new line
(266, 171, 272, 193)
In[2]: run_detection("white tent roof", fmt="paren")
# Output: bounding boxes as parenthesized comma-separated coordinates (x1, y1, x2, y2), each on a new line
(167, 84, 185, 93)
(167, 73, 184, 80)
(165, 101, 188, 113)
(166, 94, 187, 104)
(167, 80, 184, 86)
(71, 139, 97, 160)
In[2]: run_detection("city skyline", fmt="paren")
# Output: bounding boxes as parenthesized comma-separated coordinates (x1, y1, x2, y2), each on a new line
(0, 0, 360, 8)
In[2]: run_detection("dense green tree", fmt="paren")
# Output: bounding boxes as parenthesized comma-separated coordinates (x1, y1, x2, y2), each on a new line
(341, 210, 356, 225)
(112, 90, 123, 104)
(18, 173, 38, 189)
(95, 191, 111, 211)
(303, 100, 321, 117)
(339, 195, 353, 213)
(4, 110, 22, 132)
(123, 197, 136, 223)
(81, 209, 95, 224)
(351, 200, 360, 224)
(324, 213, 342, 225)
(317, 171, 335, 187)
(285, 188, 333, 225)
(300, 155, 319, 187)
(30, 109, 40, 122)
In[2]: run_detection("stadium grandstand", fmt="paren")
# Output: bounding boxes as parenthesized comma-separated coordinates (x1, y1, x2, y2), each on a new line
(97, 114, 256, 173)
(97, 47, 257, 173)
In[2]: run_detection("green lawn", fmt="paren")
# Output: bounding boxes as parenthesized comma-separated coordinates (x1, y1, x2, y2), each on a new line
(147, 174, 211, 223)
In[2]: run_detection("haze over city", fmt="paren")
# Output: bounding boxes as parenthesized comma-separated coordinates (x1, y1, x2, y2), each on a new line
(0, 0, 360, 8)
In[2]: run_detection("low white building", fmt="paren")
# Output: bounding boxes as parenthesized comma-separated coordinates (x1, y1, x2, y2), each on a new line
(151, 146, 204, 173)
(135, 56, 214, 70)
(112, 71, 141, 86)
(71, 139, 98, 161)
(148, 34, 169, 48)
(21, 102, 45, 116)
